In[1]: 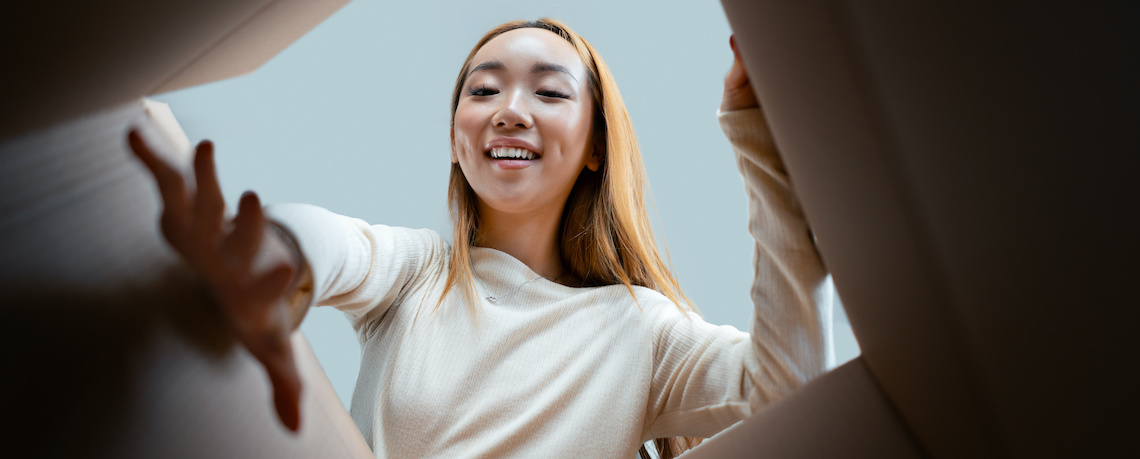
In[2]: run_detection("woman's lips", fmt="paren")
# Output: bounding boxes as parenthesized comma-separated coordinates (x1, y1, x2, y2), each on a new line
(485, 138, 541, 170)
(489, 156, 535, 170)
(488, 147, 536, 160)
(485, 137, 540, 156)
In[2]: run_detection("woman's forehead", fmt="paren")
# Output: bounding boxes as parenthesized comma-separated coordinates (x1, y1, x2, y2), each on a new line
(471, 28, 587, 79)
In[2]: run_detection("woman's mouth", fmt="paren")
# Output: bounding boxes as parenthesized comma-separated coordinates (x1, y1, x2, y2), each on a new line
(487, 147, 538, 160)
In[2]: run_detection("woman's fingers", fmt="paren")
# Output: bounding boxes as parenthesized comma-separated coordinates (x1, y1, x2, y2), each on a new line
(266, 351, 303, 432)
(725, 35, 750, 91)
(128, 129, 179, 188)
(129, 129, 192, 247)
(128, 130, 190, 222)
(226, 191, 266, 259)
(192, 140, 226, 239)
(721, 35, 760, 112)
(225, 264, 302, 433)
(247, 298, 303, 433)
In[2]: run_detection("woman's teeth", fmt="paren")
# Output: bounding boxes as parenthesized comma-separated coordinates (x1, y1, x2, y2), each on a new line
(489, 147, 536, 160)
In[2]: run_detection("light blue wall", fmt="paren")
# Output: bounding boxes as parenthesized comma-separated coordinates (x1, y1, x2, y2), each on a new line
(157, 0, 859, 409)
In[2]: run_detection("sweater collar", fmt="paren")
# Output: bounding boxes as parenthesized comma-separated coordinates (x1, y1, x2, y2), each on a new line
(470, 247, 541, 289)
(469, 247, 586, 304)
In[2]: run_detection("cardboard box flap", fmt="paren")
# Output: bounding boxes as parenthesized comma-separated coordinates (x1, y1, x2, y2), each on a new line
(681, 358, 922, 458)
(721, 1, 1138, 457)
(150, 0, 349, 95)
(0, 0, 350, 141)
(1, 99, 372, 458)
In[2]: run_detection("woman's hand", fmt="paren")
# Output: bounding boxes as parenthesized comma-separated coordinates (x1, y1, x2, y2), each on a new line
(128, 130, 304, 432)
(721, 35, 760, 112)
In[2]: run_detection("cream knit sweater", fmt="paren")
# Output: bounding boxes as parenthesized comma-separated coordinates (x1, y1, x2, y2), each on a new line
(266, 108, 831, 458)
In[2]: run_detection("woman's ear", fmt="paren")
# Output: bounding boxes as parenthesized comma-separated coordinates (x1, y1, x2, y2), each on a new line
(585, 135, 605, 172)
(450, 127, 459, 164)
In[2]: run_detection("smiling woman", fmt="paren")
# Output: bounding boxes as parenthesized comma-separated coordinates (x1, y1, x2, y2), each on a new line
(447, 22, 699, 456)
(446, 22, 685, 310)
(128, 17, 832, 459)
(449, 25, 602, 290)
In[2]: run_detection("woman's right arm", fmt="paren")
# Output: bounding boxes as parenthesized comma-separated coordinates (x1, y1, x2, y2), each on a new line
(128, 131, 444, 431)
(263, 203, 446, 334)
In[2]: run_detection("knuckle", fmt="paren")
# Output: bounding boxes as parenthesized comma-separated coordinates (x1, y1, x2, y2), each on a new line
(160, 214, 181, 236)
(163, 170, 185, 188)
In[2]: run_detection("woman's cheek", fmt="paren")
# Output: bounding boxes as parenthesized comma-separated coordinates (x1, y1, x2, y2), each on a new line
(455, 140, 477, 166)
(453, 111, 485, 159)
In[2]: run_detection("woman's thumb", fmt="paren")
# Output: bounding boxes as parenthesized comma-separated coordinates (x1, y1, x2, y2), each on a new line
(268, 360, 303, 432)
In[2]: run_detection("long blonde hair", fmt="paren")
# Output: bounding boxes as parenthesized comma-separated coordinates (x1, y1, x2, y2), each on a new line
(445, 18, 695, 314)
(444, 19, 702, 458)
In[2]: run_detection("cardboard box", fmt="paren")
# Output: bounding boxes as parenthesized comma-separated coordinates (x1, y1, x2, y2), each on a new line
(693, 1, 1138, 457)
(0, 2, 367, 458)
(6, 1, 1134, 457)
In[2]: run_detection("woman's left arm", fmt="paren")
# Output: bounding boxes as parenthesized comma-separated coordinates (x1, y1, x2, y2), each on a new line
(717, 105, 833, 390)
(721, 35, 832, 385)
(643, 36, 832, 440)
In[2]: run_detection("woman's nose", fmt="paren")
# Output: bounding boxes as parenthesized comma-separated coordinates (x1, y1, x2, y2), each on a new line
(492, 89, 533, 129)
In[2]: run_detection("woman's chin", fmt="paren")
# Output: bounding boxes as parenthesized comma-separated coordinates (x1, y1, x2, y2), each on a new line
(476, 193, 562, 219)
(479, 198, 537, 215)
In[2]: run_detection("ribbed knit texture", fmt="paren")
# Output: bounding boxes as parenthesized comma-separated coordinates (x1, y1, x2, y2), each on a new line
(265, 108, 831, 458)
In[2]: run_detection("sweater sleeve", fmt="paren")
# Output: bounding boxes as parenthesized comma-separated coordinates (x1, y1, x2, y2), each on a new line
(644, 108, 832, 439)
(264, 203, 447, 336)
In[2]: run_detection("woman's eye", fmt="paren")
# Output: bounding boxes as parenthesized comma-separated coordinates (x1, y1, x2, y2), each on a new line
(537, 90, 570, 99)
(469, 86, 498, 96)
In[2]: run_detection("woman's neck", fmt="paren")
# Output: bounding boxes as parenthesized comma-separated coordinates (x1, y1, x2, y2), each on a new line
(475, 206, 565, 279)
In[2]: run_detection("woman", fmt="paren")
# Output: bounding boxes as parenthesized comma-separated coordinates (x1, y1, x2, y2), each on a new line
(129, 19, 830, 459)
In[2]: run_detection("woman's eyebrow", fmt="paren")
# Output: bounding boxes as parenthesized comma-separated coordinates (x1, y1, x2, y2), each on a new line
(468, 60, 578, 83)
(468, 60, 504, 78)
(531, 62, 578, 82)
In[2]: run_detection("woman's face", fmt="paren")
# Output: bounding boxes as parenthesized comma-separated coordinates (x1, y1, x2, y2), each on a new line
(452, 28, 600, 218)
